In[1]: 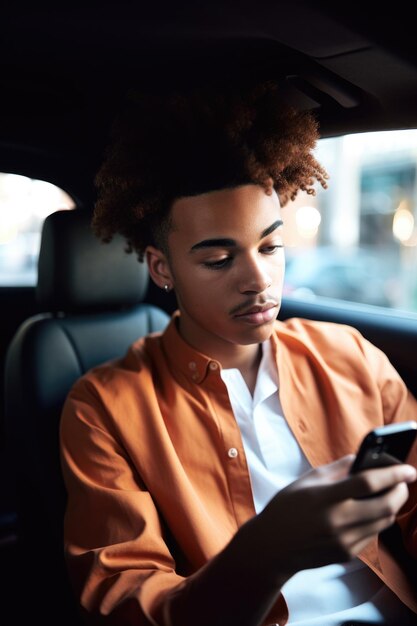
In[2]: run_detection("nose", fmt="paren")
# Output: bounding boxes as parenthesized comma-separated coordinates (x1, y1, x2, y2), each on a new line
(238, 254, 272, 294)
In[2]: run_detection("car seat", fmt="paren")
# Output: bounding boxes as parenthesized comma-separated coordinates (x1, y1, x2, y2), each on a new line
(4, 208, 170, 625)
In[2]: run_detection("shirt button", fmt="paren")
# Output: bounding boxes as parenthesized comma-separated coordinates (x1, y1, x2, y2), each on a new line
(209, 362, 219, 370)
(191, 373, 199, 381)
(188, 361, 197, 370)
(228, 447, 238, 458)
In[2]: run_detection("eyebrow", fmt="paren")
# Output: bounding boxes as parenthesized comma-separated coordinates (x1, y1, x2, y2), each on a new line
(189, 219, 283, 252)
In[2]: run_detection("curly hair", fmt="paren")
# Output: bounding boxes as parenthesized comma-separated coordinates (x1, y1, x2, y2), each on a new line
(93, 80, 328, 260)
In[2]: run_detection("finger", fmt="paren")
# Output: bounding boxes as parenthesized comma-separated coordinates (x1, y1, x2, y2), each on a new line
(366, 481, 410, 517)
(314, 454, 356, 482)
(347, 514, 397, 556)
(326, 463, 416, 502)
(323, 513, 397, 563)
(350, 464, 416, 499)
(287, 455, 356, 495)
(333, 482, 410, 527)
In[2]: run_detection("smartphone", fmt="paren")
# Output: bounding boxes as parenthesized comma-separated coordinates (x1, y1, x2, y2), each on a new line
(350, 420, 417, 475)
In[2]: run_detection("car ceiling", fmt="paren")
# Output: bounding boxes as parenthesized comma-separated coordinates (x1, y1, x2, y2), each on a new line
(1, 1, 417, 204)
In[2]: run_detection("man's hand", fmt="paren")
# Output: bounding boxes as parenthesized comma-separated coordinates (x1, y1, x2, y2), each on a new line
(171, 456, 416, 626)
(255, 454, 417, 580)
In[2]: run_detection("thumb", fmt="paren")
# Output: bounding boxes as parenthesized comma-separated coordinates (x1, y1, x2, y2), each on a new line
(316, 454, 356, 481)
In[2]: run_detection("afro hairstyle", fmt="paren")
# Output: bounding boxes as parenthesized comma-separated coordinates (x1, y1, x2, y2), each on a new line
(93, 80, 328, 260)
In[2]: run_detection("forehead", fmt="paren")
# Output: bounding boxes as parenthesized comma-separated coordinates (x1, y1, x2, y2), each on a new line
(169, 184, 281, 241)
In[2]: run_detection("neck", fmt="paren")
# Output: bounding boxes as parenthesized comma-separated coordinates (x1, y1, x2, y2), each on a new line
(202, 334, 263, 394)
(176, 314, 262, 373)
(221, 343, 262, 375)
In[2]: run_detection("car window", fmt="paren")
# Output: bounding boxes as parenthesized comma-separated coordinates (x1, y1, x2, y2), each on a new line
(0, 173, 75, 286)
(282, 129, 417, 313)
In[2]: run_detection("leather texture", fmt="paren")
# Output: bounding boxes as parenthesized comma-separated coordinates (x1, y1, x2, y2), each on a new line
(4, 208, 170, 625)
(37, 209, 149, 311)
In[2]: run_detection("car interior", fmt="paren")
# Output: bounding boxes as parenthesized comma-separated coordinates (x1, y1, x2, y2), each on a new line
(1, 2, 417, 624)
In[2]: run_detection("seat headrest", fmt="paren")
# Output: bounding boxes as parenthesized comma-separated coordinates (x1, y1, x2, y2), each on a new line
(37, 209, 149, 312)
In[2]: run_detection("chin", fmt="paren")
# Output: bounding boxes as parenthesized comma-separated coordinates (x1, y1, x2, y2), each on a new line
(236, 322, 276, 345)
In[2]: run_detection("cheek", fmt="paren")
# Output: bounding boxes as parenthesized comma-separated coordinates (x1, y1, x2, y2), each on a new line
(278, 260, 286, 279)
(260, 253, 285, 278)
(273, 253, 286, 275)
(175, 270, 231, 311)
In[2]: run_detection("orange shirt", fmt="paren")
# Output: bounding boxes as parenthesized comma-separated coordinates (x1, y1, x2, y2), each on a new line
(60, 313, 417, 625)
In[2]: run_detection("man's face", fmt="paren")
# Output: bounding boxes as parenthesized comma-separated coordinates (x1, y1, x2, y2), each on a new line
(150, 184, 285, 358)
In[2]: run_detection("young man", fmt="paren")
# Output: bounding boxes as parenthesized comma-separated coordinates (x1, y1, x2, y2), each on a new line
(60, 82, 417, 625)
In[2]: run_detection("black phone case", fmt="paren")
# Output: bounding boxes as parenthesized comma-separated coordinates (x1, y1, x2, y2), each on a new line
(350, 428, 417, 474)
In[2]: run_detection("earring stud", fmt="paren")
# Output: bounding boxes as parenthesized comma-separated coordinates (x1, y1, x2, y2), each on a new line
(163, 284, 171, 292)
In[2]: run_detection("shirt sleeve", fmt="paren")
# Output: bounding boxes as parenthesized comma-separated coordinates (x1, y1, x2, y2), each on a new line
(60, 379, 196, 626)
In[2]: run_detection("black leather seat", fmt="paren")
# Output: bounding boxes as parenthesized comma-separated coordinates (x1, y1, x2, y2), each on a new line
(4, 208, 170, 625)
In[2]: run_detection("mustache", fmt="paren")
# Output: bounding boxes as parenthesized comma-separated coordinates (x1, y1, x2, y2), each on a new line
(229, 296, 279, 316)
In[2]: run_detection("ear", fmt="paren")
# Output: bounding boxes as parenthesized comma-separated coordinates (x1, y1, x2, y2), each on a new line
(145, 246, 174, 290)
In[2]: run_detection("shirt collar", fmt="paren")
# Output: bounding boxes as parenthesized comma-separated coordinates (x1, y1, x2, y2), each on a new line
(221, 336, 279, 406)
(160, 310, 280, 387)
(161, 311, 221, 384)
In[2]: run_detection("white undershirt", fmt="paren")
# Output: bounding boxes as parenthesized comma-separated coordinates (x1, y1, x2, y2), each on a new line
(221, 340, 416, 625)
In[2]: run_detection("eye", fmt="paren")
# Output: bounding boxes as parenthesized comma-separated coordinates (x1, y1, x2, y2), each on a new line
(261, 244, 284, 254)
(202, 257, 233, 270)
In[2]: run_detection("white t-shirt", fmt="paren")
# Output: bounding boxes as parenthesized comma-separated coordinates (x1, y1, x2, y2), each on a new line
(221, 340, 416, 625)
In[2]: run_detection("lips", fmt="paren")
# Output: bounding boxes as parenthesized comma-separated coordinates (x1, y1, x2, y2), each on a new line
(233, 302, 278, 325)
(235, 303, 275, 316)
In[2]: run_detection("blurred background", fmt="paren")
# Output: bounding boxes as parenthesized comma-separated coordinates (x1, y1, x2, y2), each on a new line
(1, 128, 417, 313)
(282, 129, 417, 313)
